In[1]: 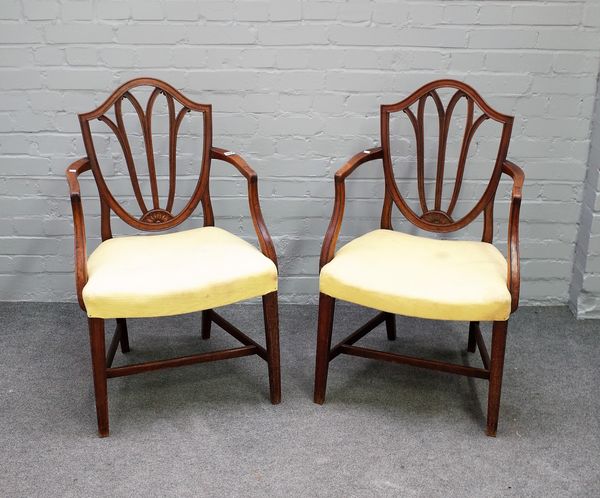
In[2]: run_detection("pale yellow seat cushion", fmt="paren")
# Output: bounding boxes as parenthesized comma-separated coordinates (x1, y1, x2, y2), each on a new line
(320, 229, 511, 321)
(82, 226, 277, 319)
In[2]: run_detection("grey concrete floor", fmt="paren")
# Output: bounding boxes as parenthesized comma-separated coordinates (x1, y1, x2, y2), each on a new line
(0, 303, 598, 497)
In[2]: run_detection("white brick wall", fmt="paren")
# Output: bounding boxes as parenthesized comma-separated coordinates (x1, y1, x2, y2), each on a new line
(0, 0, 600, 308)
(570, 70, 600, 317)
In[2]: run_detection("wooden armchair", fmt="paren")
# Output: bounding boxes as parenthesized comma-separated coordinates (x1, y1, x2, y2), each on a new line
(66, 78, 280, 437)
(314, 80, 524, 436)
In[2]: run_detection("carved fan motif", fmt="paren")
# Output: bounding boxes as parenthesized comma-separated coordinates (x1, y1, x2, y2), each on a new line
(140, 209, 174, 223)
(421, 210, 453, 224)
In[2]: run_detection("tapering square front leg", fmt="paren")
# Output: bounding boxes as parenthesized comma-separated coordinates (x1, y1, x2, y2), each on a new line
(88, 318, 109, 437)
(262, 292, 281, 404)
(313, 293, 336, 404)
(486, 320, 508, 437)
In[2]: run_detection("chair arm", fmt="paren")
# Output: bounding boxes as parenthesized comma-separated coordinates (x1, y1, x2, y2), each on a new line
(210, 147, 277, 266)
(319, 147, 384, 269)
(65, 158, 92, 310)
(502, 160, 524, 313)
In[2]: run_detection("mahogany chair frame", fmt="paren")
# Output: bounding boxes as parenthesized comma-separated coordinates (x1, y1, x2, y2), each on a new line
(313, 80, 524, 436)
(66, 78, 280, 437)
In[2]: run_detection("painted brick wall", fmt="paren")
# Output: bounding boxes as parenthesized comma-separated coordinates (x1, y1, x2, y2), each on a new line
(570, 71, 600, 317)
(0, 0, 599, 306)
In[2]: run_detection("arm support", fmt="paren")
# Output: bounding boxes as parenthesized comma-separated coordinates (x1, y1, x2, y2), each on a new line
(66, 158, 92, 310)
(319, 147, 384, 269)
(210, 147, 277, 266)
(502, 160, 524, 313)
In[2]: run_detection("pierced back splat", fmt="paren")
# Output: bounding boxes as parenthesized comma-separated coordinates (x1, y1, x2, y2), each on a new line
(380, 80, 513, 240)
(78, 77, 213, 237)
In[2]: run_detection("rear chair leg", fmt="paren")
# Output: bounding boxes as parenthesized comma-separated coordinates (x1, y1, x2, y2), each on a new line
(117, 318, 130, 353)
(88, 318, 109, 437)
(313, 293, 335, 404)
(486, 320, 508, 437)
(262, 292, 281, 404)
(201, 309, 212, 340)
(467, 321, 478, 353)
(385, 313, 396, 341)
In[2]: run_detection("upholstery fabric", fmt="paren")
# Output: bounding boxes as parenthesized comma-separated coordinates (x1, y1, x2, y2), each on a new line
(320, 229, 511, 321)
(83, 227, 277, 319)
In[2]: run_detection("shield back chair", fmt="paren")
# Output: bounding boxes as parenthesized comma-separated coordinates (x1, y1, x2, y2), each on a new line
(66, 78, 280, 437)
(314, 80, 524, 436)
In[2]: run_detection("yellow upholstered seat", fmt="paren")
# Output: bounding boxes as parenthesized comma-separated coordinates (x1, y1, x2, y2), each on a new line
(320, 229, 511, 321)
(83, 226, 278, 319)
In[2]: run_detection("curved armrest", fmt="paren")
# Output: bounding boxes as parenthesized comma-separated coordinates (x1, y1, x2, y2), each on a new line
(66, 158, 91, 310)
(502, 160, 524, 313)
(210, 147, 277, 266)
(319, 147, 384, 269)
